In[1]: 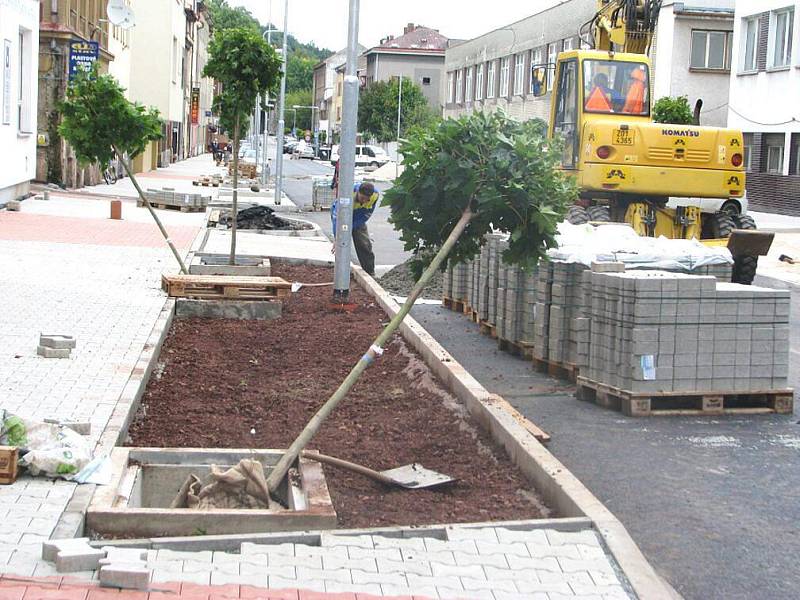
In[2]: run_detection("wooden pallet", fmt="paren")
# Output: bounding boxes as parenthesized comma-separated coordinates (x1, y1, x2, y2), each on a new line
(193, 178, 221, 187)
(496, 338, 536, 359)
(479, 320, 497, 338)
(442, 296, 469, 314)
(162, 274, 291, 300)
(532, 357, 579, 383)
(575, 376, 794, 417)
(469, 310, 480, 324)
(137, 200, 206, 213)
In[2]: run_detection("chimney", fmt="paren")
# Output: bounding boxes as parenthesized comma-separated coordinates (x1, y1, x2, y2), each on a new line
(404, 23, 415, 34)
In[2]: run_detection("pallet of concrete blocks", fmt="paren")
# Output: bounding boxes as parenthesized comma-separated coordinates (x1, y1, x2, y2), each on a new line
(442, 259, 453, 300)
(465, 256, 475, 314)
(477, 240, 492, 322)
(517, 267, 539, 353)
(443, 261, 469, 313)
(575, 270, 793, 416)
(532, 261, 554, 363)
(141, 189, 209, 212)
(544, 262, 589, 375)
(470, 256, 481, 322)
(486, 235, 504, 328)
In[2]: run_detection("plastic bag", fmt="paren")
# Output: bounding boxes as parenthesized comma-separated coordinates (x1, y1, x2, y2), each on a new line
(0, 411, 92, 480)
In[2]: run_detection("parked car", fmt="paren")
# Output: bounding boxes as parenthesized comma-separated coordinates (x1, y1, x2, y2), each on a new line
(666, 194, 749, 217)
(283, 140, 299, 154)
(330, 144, 391, 168)
(292, 142, 316, 160)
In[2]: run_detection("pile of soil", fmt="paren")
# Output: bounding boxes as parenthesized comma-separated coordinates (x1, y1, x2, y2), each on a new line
(222, 206, 311, 231)
(379, 259, 444, 299)
(128, 264, 549, 528)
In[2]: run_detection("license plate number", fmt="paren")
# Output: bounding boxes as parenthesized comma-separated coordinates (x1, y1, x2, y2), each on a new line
(614, 130, 634, 145)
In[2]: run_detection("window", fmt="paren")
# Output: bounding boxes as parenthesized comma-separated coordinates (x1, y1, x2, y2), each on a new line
(562, 38, 574, 51)
(513, 54, 525, 95)
(422, 76, 431, 86)
(17, 28, 32, 134)
(172, 37, 178, 83)
(465, 66, 473, 103)
(447, 72, 454, 103)
(789, 134, 800, 176)
(499, 57, 510, 96)
(770, 8, 794, 68)
(554, 59, 579, 168)
(486, 60, 496, 98)
(475, 63, 483, 100)
(455, 68, 463, 103)
(691, 30, 732, 70)
(764, 133, 785, 174)
(743, 133, 754, 171)
(547, 42, 559, 88)
(530, 48, 543, 94)
(741, 16, 759, 71)
(583, 60, 650, 116)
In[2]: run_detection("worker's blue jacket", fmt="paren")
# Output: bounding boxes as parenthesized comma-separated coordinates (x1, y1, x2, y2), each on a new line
(331, 184, 380, 233)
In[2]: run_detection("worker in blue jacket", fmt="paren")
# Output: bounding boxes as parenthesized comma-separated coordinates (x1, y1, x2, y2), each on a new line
(331, 182, 379, 276)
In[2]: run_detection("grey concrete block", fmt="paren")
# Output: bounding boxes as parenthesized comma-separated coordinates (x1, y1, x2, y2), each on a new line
(39, 334, 76, 349)
(37, 345, 71, 358)
(6, 200, 21, 211)
(175, 299, 282, 320)
(99, 564, 151, 589)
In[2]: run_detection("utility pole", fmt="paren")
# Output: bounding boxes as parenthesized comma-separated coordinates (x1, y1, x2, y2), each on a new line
(273, 0, 289, 206)
(254, 94, 260, 178)
(333, 0, 361, 302)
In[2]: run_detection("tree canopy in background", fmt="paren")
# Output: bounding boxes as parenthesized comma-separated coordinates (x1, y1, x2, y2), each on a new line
(358, 78, 435, 143)
(385, 111, 577, 276)
(653, 96, 695, 125)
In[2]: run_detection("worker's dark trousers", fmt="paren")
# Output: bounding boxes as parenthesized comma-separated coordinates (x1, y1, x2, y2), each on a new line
(352, 224, 375, 276)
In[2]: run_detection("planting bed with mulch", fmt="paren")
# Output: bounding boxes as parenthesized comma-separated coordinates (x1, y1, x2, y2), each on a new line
(128, 263, 551, 528)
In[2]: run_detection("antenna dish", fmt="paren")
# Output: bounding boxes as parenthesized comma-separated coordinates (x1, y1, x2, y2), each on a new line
(107, 2, 136, 29)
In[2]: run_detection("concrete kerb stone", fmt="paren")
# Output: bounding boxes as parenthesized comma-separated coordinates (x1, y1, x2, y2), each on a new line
(175, 298, 282, 320)
(349, 264, 678, 600)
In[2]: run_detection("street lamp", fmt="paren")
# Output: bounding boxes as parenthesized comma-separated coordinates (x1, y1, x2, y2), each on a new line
(273, 0, 289, 206)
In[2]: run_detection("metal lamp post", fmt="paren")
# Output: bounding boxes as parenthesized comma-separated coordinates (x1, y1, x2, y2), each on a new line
(273, 0, 289, 206)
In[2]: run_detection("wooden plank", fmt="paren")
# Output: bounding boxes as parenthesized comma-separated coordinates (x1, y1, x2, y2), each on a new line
(488, 395, 551, 444)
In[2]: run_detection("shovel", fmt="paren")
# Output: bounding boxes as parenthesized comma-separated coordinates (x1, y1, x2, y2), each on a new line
(291, 281, 334, 292)
(301, 451, 455, 490)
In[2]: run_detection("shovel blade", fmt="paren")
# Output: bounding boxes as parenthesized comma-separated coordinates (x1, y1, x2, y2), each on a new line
(380, 463, 456, 489)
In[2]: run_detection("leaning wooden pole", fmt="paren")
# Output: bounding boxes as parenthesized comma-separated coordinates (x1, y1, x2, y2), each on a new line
(113, 144, 188, 274)
(266, 206, 474, 492)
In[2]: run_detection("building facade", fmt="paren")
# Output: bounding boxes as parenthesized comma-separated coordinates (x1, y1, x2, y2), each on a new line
(727, 0, 799, 215)
(0, 0, 39, 204)
(363, 23, 449, 111)
(37, 0, 112, 187)
(312, 46, 363, 144)
(444, 0, 735, 128)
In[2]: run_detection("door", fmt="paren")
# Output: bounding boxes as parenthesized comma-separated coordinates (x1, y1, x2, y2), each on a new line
(553, 59, 579, 169)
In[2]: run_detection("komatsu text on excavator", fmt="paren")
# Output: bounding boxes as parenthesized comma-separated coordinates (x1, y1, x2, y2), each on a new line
(532, 0, 771, 283)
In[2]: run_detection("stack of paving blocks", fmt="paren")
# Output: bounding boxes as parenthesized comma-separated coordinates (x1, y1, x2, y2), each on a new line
(532, 262, 554, 361)
(580, 270, 790, 393)
(477, 239, 492, 321)
(518, 268, 539, 348)
(37, 334, 75, 358)
(450, 261, 468, 303)
(471, 256, 481, 315)
(42, 539, 151, 589)
(465, 256, 475, 309)
(487, 236, 503, 325)
(442, 260, 453, 299)
(546, 262, 589, 365)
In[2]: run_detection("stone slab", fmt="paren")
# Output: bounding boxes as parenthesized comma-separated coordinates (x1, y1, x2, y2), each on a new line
(174, 298, 282, 320)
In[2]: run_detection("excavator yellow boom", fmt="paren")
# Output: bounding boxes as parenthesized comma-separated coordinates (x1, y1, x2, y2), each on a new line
(588, 0, 662, 55)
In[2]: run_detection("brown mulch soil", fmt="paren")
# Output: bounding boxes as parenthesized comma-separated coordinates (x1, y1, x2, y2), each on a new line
(128, 263, 550, 528)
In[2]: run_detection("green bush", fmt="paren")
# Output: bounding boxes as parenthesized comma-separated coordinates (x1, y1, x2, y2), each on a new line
(653, 96, 695, 125)
(385, 111, 577, 276)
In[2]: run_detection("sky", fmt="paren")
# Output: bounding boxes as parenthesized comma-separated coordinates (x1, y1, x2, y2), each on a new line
(227, 0, 566, 51)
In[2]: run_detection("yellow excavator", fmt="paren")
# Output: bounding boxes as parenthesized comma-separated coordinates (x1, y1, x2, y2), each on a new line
(532, 0, 772, 283)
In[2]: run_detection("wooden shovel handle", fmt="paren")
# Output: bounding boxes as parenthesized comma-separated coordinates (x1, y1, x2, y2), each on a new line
(300, 451, 398, 487)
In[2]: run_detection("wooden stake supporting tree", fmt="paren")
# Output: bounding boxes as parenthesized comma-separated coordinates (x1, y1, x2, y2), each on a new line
(58, 69, 188, 274)
(202, 28, 282, 265)
(267, 111, 578, 492)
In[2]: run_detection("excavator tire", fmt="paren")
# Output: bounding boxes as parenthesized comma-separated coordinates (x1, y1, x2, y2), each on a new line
(567, 206, 590, 225)
(587, 205, 611, 222)
(732, 255, 758, 285)
(734, 214, 757, 230)
(708, 212, 735, 239)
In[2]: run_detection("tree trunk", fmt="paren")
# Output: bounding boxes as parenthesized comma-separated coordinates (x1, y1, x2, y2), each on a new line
(113, 144, 188, 274)
(266, 207, 475, 492)
(230, 115, 240, 266)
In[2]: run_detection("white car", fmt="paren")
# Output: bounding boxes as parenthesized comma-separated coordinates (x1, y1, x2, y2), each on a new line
(292, 142, 316, 160)
(330, 144, 391, 168)
(667, 194, 749, 217)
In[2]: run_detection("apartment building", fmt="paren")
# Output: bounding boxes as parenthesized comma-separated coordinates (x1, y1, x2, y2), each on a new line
(728, 1, 799, 215)
(37, 0, 112, 187)
(312, 46, 364, 144)
(444, 0, 734, 127)
(0, 0, 38, 204)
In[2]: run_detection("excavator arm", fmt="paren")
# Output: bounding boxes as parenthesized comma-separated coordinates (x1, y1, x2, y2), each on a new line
(584, 0, 662, 55)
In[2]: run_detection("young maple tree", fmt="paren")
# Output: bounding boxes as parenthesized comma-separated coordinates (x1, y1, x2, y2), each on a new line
(203, 27, 282, 264)
(58, 68, 188, 273)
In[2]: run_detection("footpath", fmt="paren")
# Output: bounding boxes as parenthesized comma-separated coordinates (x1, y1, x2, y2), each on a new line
(0, 155, 651, 600)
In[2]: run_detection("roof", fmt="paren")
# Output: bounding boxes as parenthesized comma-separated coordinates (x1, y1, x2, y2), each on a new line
(367, 24, 449, 54)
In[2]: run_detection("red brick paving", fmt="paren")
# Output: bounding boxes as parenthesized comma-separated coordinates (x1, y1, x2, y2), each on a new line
(0, 213, 198, 249)
(0, 578, 436, 600)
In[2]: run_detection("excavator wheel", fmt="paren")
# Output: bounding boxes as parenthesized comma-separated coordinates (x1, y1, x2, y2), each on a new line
(732, 255, 758, 286)
(587, 205, 611, 222)
(731, 214, 759, 285)
(734, 214, 757, 230)
(567, 206, 590, 225)
(707, 212, 735, 239)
